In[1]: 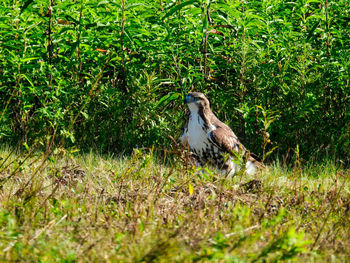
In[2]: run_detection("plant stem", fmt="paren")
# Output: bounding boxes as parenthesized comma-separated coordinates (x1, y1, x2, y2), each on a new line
(47, 0, 53, 65)
(325, 0, 330, 71)
(121, 0, 125, 52)
(203, 3, 209, 79)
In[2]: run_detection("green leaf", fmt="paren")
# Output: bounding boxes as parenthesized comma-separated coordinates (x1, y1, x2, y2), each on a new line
(21, 74, 35, 89)
(65, 15, 79, 25)
(20, 57, 39, 63)
(23, 142, 29, 151)
(163, 0, 198, 20)
(20, 0, 35, 14)
(156, 92, 181, 109)
(263, 146, 278, 161)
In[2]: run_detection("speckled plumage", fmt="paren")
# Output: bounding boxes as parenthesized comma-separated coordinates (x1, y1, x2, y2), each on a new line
(181, 92, 263, 176)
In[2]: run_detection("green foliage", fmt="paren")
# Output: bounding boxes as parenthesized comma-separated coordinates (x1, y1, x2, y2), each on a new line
(254, 227, 310, 262)
(0, 0, 349, 162)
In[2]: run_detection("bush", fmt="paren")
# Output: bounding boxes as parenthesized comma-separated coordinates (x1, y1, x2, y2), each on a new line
(0, 0, 349, 163)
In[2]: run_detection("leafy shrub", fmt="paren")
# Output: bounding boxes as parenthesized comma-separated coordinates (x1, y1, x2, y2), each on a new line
(0, 0, 348, 163)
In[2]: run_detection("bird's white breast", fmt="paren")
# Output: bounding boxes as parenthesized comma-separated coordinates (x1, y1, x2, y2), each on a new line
(187, 112, 215, 155)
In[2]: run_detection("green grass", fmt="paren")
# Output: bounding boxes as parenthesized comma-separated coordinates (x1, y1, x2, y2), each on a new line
(0, 147, 349, 262)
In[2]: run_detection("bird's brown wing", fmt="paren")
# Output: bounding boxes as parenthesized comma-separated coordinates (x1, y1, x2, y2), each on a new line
(208, 126, 245, 156)
(209, 125, 265, 169)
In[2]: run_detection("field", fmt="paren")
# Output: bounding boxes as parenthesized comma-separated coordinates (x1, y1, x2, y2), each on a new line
(0, 147, 349, 262)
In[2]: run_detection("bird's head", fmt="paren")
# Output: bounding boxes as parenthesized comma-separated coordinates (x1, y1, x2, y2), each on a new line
(184, 92, 210, 113)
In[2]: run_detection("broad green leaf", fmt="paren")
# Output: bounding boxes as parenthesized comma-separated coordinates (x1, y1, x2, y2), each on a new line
(163, 0, 198, 20)
(155, 92, 181, 109)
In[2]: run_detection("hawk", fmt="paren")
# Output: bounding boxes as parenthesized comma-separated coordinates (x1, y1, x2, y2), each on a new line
(181, 92, 263, 176)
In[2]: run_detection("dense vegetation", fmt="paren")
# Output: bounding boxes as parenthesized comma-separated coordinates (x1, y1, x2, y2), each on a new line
(0, 0, 349, 162)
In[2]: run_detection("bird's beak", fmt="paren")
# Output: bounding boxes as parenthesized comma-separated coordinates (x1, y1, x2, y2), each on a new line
(184, 94, 195, 104)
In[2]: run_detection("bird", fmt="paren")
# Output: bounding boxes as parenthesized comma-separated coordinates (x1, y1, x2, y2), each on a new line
(180, 92, 263, 176)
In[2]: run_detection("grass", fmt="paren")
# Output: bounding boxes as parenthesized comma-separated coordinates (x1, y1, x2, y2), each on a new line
(0, 146, 349, 262)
